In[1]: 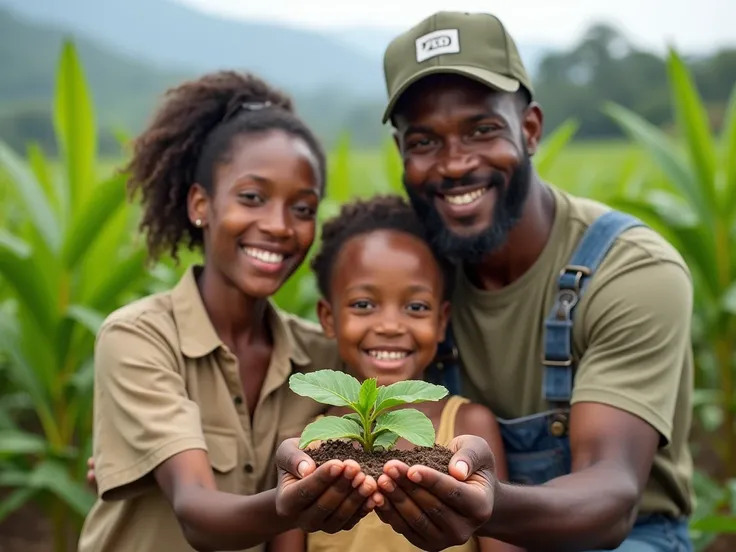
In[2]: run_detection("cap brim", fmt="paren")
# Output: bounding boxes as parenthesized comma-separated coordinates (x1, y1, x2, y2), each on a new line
(381, 65, 520, 124)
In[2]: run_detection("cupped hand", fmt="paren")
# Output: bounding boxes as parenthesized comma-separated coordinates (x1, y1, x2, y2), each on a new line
(274, 438, 379, 535)
(87, 456, 98, 494)
(373, 435, 497, 551)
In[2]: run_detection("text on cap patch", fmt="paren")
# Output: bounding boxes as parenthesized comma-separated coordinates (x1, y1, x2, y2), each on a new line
(415, 29, 460, 63)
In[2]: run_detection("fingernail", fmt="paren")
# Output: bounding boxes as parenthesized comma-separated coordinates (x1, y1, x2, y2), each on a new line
(388, 467, 399, 479)
(330, 464, 342, 477)
(409, 470, 422, 483)
(380, 480, 395, 493)
(456, 460, 469, 478)
(297, 461, 309, 477)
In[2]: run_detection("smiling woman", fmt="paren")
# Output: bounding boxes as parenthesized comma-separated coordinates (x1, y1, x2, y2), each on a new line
(76, 71, 378, 552)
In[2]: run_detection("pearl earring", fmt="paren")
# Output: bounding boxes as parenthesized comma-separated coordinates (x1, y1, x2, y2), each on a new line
(194, 219, 202, 227)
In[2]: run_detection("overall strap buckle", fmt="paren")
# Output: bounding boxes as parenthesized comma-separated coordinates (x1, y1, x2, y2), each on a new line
(543, 210, 645, 405)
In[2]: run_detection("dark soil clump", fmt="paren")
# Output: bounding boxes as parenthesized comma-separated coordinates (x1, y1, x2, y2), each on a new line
(306, 440, 454, 479)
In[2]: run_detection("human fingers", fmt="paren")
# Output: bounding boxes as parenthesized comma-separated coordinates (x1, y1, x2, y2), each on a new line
(444, 434, 496, 482)
(317, 472, 379, 534)
(373, 490, 429, 549)
(275, 437, 318, 479)
(276, 459, 345, 518)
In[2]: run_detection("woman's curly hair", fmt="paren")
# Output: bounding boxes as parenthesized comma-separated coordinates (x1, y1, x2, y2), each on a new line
(122, 70, 326, 262)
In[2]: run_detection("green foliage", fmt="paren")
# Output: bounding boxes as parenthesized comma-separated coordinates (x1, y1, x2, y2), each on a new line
(1, 34, 735, 549)
(0, 40, 150, 551)
(289, 370, 448, 451)
(604, 47, 736, 542)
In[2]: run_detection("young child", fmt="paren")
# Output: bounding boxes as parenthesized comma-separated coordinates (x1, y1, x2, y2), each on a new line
(271, 195, 520, 552)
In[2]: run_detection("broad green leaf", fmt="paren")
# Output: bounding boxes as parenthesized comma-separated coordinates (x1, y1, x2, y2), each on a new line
(603, 102, 709, 225)
(289, 370, 361, 407)
(535, 118, 579, 177)
(0, 487, 36, 524)
(373, 430, 400, 451)
(0, 430, 48, 456)
(54, 40, 96, 213)
(66, 304, 105, 336)
(666, 48, 717, 212)
(722, 85, 736, 219)
(298, 416, 363, 449)
(374, 409, 435, 448)
(0, 232, 57, 336)
(328, 133, 352, 203)
(690, 515, 736, 533)
(374, 380, 448, 415)
(0, 312, 59, 446)
(62, 171, 127, 268)
(0, 141, 60, 252)
(26, 142, 65, 219)
(382, 137, 405, 196)
(86, 248, 147, 309)
(29, 460, 95, 517)
(358, 378, 379, 415)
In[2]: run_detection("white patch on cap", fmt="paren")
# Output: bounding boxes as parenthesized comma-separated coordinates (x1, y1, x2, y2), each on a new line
(415, 29, 460, 63)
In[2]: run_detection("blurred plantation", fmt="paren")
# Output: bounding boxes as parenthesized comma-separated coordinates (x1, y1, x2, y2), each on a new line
(1, 26, 736, 552)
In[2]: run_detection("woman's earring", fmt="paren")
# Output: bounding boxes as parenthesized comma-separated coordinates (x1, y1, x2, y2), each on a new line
(194, 219, 202, 228)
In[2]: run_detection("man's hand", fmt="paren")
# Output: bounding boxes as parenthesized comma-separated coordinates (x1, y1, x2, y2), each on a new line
(275, 438, 378, 535)
(373, 435, 497, 551)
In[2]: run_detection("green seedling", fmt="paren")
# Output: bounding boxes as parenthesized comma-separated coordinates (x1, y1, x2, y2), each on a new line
(288, 370, 449, 452)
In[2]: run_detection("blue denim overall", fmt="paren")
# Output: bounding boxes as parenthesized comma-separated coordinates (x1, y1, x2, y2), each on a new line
(427, 211, 692, 551)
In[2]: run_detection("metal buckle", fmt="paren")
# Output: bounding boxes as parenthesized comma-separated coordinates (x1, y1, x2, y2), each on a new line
(559, 265, 591, 293)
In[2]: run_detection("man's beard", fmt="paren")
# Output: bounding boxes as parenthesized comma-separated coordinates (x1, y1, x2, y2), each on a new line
(405, 148, 532, 264)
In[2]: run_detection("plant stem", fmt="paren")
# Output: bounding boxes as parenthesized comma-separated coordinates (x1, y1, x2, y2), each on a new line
(715, 335, 735, 478)
(361, 414, 373, 452)
(51, 497, 67, 552)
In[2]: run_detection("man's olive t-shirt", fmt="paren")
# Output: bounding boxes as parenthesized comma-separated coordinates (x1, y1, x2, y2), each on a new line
(452, 185, 695, 517)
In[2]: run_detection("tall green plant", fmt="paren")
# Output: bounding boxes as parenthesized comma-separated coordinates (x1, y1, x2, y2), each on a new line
(604, 47, 736, 537)
(0, 40, 151, 551)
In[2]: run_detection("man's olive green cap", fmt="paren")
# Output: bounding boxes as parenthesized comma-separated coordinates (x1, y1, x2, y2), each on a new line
(382, 11, 534, 123)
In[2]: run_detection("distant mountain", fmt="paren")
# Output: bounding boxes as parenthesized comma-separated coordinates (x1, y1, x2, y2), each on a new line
(0, 7, 188, 130)
(0, 0, 550, 99)
(0, 0, 384, 98)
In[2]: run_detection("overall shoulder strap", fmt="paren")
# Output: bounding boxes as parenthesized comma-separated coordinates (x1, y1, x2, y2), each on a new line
(543, 210, 645, 404)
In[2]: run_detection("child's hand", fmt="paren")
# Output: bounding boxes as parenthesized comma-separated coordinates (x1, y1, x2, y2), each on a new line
(87, 456, 98, 494)
(274, 438, 380, 535)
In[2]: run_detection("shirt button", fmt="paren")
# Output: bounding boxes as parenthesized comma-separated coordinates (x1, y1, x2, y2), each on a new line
(234, 396, 243, 405)
(244, 463, 254, 474)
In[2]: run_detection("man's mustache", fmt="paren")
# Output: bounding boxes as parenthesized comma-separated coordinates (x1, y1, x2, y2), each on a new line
(423, 171, 506, 195)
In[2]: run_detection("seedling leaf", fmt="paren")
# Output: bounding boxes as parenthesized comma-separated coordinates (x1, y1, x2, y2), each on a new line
(298, 416, 363, 449)
(358, 378, 379, 414)
(374, 380, 448, 415)
(374, 409, 436, 448)
(290, 370, 448, 452)
(289, 370, 361, 407)
(373, 430, 400, 451)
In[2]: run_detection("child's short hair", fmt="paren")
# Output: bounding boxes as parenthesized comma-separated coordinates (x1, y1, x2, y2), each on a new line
(311, 194, 455, 300)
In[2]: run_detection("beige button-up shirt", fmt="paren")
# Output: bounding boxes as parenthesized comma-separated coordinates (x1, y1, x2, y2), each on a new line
(77, 266, 340, 552)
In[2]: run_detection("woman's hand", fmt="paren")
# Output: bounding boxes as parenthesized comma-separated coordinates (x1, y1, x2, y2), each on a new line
(274, 438, 379, 535)
(87, 456, 98, 494)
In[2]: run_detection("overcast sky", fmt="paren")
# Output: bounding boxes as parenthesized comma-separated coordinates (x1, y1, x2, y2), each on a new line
(178, 0, 734, 54)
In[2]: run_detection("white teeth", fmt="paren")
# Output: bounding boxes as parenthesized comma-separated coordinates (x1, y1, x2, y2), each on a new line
(443, 188, 486, 205)
(242, 247, 284, 264)
(369, 350, 409, 360)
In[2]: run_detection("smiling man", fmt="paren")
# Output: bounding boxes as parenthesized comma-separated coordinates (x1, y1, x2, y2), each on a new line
(371, 10, 695, 552)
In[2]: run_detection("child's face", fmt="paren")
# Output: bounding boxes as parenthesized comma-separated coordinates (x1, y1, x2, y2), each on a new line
(317, 229, 450, 386)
